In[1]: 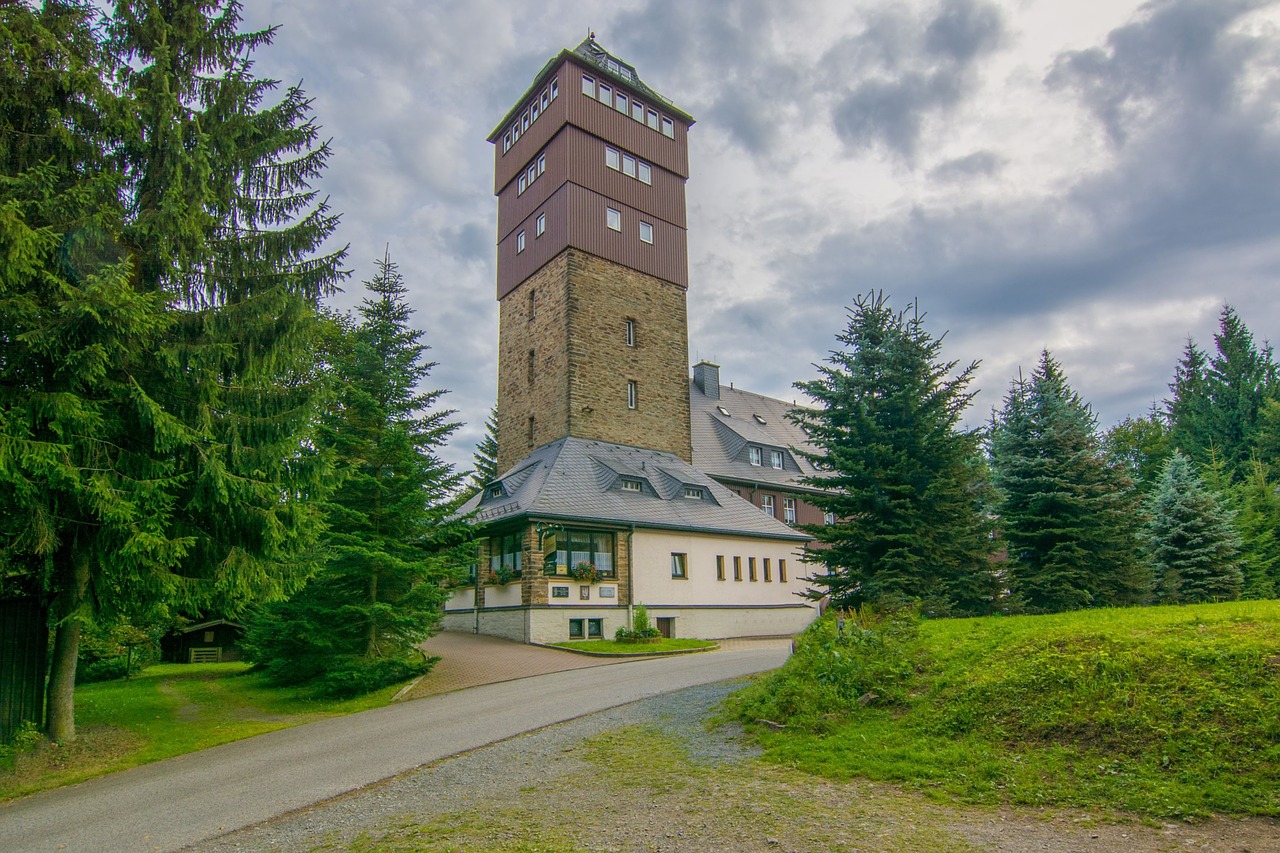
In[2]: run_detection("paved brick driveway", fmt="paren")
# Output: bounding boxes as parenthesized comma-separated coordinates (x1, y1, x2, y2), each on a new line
(401, 631, 792, 700)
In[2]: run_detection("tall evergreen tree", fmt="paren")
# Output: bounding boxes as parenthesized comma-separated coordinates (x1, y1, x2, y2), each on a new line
(244, 252, 467, 695)
(1103, 407, 1171, 494)
(470, 406, 499, 493)
(989, 351, 1150, 612)
(1142, 451, 1243, 603)
(1166, 307, 1278, 478)
(792, 292, 998, 615)
(1, 1, 344, 740)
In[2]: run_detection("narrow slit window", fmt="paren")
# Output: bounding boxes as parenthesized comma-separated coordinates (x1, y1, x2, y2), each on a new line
(733, 556, 743, 581)
(627, 380, 637, 410)
(716, 555, 726, 581)
(625, 318, 636, 347)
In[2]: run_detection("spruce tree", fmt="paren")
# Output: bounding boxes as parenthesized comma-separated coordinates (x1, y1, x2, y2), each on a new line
(1103, 408, 1171, 494)
(1142, 451, 1243, 603)
(792, 292, 998, 615)
(470, 406, 500, 493)
(989, 351, 1150, 612)
(1226, 460, 1279, 600)
(244, 252, 467, 695)
(2, 1, 345, 740)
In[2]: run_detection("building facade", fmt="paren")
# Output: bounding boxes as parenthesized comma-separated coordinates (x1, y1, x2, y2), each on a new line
(445, 39, 819, 643)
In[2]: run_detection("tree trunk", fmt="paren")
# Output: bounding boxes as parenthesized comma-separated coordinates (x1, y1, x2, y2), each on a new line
(45, 550, 90, 743)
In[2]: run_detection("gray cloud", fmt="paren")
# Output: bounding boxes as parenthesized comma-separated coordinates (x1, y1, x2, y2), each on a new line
(929, 150, 1007, 181)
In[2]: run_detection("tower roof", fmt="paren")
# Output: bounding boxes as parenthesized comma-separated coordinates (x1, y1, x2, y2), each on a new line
(488, 37, 694, 140)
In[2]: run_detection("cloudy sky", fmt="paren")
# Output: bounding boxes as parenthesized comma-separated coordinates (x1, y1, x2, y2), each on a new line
(241, 0, 1280, 471)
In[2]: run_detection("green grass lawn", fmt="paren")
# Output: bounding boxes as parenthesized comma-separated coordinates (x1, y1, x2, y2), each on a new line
(0, 663, 401, 801)
(726, 600, 1280, 819)
(550, 638, 717, 654)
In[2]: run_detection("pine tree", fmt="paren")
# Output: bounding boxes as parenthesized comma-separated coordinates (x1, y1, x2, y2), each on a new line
(1226, 460, 1279, 600)
(244, 252, 467, 695)
(989, 351, 1150, 612)
(2, 1, 345, 740)
(470, 406, 499, 493)
(792, 292, 998, 615)
(1142, 451, 1243, 603)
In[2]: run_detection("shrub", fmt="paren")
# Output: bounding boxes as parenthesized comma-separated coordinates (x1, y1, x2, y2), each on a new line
(616, 604, 662, 640)
(314, 654, 438, 698)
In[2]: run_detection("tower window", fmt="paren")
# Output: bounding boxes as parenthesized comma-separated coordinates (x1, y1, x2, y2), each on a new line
(627, 381, 637, 410)
(527, 349, 535, 386)
(598, 83, 611, 105)
(639, 222, 653, 244)
(631, 101, 644, 122)
(516, 230, 525, 253)
(606, 208, 621, 232)
(606, 147, 620, 170)
(661, 116, 674, 138)
(616, 92, 628, 114)
(625, 318, 636, 347)
(535, 213, 545, 236)
(622, 154, 636, 177)
(528, 288, 536, 321)
(528, 416, 535, 446)
(647, 108, 659, 130)
(582, 75, 594, 96)
(637, 162, 651, 184)
(541, 90, 549, 110)
(550, 78, 559, 99)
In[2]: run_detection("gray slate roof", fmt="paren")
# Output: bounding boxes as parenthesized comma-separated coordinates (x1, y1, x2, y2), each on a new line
(460, 437, 808, 541)
(689, 380, 824, 493)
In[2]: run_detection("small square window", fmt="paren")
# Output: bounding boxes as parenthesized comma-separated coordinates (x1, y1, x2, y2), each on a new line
(749, 446, 763, 466)
(606, 147, 620, 170)
(569, 618, 584, 638)
(203, 631, 215, 643)
(627, 380, 637, 410)
(587, 618, 603, 638)
(661, 116, 674, 138)
(517, 230, 525, 253)
(607, 207, 621, 231)
(632, 101, 644, 121)
(671, 553, 687, 579)
(582, 75, 595, 96)
(536, 213, 545, 236)
(640, 222, 653, 244)
(637, 162, 651, 184)
(552, 585, 569, 598)
(625, 318, 636, 346)
(647, 108, 659, 130)
(598, 83, 611, 104)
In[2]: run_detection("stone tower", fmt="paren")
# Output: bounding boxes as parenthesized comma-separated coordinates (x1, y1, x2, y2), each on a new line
(487, 39, 695, 473)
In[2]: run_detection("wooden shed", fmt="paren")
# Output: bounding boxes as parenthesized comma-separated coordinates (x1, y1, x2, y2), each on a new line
(161, 620, 244, 664)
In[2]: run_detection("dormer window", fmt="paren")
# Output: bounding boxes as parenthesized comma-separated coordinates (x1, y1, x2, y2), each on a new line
(620, 477, 642, 493)
(770, 450, 784, 469)
(486, 483, 505, 500)
(683, 486, 704, 499)
(749, 446, 763, 466)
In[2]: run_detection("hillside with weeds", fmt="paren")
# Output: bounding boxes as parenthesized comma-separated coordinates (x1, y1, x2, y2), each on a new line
(726, 601, 1280, 818)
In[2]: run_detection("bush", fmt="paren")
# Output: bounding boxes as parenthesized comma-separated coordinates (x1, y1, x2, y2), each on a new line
(616, 604, 662, 641)
(313, 654, 438, 698)
(76, 656, 143, 684)
(0, 721, 42, 770)
(728, 606, 919, 731)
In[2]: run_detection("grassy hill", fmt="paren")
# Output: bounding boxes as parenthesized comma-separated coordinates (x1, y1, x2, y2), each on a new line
(726, 600, 1280, 819)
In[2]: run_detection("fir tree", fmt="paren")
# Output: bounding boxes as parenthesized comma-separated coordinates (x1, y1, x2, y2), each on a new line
(792, 292, 998, 615)
(1226, 460, 1279, 600)
(1142, 451, 1243, 603)
(470, 406, 499, 493)
(244, 252, 468, 695)
(989, 351, 1150, 612)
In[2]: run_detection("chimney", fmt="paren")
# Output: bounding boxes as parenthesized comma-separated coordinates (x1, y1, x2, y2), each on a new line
(692, 361, 720, 400)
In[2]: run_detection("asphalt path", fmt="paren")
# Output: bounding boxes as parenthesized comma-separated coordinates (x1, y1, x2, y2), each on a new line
(0, 644, 788, 853)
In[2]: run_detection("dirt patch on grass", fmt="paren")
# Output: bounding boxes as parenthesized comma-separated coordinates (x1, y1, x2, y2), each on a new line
(0, 726, 141, 800)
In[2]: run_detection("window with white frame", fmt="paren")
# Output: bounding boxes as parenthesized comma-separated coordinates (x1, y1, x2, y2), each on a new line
(625, 318, 636, 347)
(661, 116, 674, 137)
(761, 495, 775, 517)
(503, 132, 512, 152)
(550, 78, 559, 99)
(522, 112, 529, 132)
(540, 90, 549, 111)
(784, 497, 797, 524)
(531, 100, 538, 121)
(627, 380, 637, 409)
(582, 75, 595, 96)
(637, 162, 651, 184)
(536, 213, 545, 236)
(616, 92, 628, 113)
(824, 511, 835, 525)
(749, 446, 763, 466)
(684, 486, 704, 499)
(598, 82, 611, 104)
(647, 108, 659, 129)
(622, 153, 636, 177)
(537, 153, 545, 174)
(639, 221, 653, 244)
(516, 230, 525, 253)
(770, 449, 784, 469)
(620, 477, 642, 492)
(518, 173, 527, 193)
(605, 147, 620, 170)
(606, 207, 621, 231)
(631, 100, 644, 122)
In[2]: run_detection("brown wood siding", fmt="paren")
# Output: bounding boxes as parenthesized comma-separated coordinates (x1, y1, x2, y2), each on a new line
(562, 126, 686, 228)
(497, 184, 571, 300)
(493, 68, 568, 194)
(497, 134, 567, 241)
(499, 184, 686, 298)
(563, 59, 689, 178)
(564, 185, 687, 288)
